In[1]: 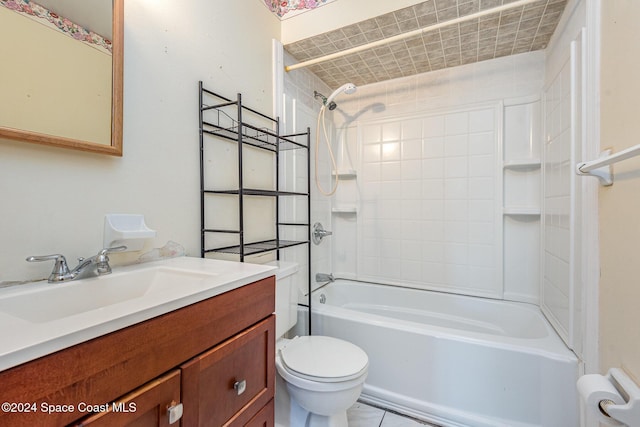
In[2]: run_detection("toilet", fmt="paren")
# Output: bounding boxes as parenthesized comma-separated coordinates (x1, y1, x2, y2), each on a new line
(268, 261, 368, 427)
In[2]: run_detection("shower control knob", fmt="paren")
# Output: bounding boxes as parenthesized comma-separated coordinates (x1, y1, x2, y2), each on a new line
(312, 222, 333, 245)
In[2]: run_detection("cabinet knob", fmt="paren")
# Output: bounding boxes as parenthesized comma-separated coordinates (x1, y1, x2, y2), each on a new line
(167, 402, 183, 425)
(233, 379, 247, 395)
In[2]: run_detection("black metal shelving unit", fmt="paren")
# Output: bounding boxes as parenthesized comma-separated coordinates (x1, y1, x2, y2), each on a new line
(198, 82, 312, 330)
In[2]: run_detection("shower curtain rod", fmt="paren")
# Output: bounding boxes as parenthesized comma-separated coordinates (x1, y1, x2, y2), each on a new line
(285, 0, 541, 72)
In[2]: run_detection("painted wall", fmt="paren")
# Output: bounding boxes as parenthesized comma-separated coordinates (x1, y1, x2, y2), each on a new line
(599, 0, 640, 382)
(0, 1, 280, 283)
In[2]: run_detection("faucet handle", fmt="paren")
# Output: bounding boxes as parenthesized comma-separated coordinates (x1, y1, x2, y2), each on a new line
(97, 245, 127, 257)
(95, 245, 127, 275)
(26, 254, 71, 283)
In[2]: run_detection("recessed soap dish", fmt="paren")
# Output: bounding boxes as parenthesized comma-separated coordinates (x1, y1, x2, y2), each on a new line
(104, 214, 157, 252)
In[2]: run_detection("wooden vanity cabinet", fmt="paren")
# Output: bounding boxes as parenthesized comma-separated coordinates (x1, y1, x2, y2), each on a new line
(0, 276, 275, 427)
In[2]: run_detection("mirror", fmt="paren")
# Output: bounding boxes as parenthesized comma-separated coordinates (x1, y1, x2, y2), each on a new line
(0, 0, 123, 156)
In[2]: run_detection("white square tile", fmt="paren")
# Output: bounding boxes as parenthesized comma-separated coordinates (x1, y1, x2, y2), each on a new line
(422, 158, 444, 179)
(468, 132, 494, 156)
(422, 200, 444, 220)
(382, 122, 402, 142)
(401, 260, 422, 282)
(444, 178, 468, 199)
(423, 137, 444, 158)
(469, 108, 495, 133)
(444, 157, 468, 178)
(444, 200, 468, 221)
(382, 142, 401, 161)
(362, 163, 381, 182)
(444, 243, 469, 265)
(364, 143, 382, 162)
(402, 221, 423, 241)
(469, 222, 494, 244)
(445, 221, 468, 243)
(444, 263, 469, 286)
(422, 261, 445, 283)
(382, 162, 402, 181)
(422, 242, 445, 262)
(381, 181, 402, 199)
(468, 244, 494, 267)
(401, 180, 422, 200)
(401, 199, 422, 220)
(402, 139, 422, 160)
(362, 124, 382, 143)
(421, 220, 445, 241)
(422, 179, 444, 199)
(423, 116, 445, 137)
(401, 160, 422, 180)
(347, 402, 385, 427)
(468, 200, 494, 221)
(402, 119, 423, 140)
(381, 411, 431, 426)
(444, 134, 468, 157)
(445, 112, 469, 135)
(468, 177, 494, 199)
(468, 155, 494, 177)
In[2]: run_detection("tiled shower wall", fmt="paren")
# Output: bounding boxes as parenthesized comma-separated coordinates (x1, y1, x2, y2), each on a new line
(357, 106, 502, 297)
(329, 51, 545, 301)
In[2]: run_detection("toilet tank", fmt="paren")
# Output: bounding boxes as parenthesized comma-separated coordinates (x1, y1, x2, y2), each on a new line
(266, 261, 299, 338)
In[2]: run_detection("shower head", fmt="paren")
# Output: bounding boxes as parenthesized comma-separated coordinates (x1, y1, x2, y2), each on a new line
(326, 83, 357, 106)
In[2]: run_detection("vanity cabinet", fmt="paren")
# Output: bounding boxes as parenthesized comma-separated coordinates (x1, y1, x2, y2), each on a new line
(0, 276, 275, 427)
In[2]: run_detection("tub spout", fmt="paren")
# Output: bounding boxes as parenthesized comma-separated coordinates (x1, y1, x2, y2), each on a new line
(315, 273, 334, 283)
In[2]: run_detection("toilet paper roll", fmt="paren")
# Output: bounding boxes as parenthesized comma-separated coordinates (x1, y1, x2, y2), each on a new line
(577, 374, 626, 426)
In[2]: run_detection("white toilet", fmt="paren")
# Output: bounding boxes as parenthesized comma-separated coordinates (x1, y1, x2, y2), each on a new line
(269, 261, 368, 427)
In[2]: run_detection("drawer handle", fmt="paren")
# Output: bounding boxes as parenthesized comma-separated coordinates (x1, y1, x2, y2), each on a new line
(234, 379, 247, 396)
(167, 402, 183, 425)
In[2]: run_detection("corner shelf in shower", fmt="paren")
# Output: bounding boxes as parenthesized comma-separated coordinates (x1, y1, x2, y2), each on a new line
(331, 206, 358, 214)
(503, 159, 541, 170)
(332, 169, 357, 179)
(503, 207, 541, 216)
(198, 82, 311, 263)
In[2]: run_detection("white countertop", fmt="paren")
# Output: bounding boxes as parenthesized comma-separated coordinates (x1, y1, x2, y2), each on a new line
(0, 256, 275, 372)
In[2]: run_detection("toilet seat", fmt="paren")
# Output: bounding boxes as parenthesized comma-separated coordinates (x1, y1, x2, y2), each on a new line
(279, 336, 368, 383)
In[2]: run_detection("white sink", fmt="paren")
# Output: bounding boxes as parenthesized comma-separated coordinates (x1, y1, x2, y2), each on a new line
(0, 256, 276, 372)
(0, 266, 217, 323)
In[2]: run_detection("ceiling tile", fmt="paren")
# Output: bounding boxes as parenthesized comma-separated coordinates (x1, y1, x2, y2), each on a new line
(284, 0, 568, 89)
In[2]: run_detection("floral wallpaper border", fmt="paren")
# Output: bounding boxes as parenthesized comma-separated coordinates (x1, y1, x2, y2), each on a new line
(264, 0, 336, 18)
(0, 0, 112, 54)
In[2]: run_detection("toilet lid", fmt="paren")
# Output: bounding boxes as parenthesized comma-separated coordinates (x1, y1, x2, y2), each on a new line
(279, 336, 368, 381)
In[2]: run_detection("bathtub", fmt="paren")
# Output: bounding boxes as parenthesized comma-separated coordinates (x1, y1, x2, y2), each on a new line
(310, 280, 579, 427)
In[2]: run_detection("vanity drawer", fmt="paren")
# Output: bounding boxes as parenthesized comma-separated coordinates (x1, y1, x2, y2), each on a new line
(181, 315, 275, 426)
(73, 370, 181, 427)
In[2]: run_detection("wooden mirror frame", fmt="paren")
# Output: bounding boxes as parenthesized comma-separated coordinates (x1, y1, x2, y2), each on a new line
(0, 0, 123, 156)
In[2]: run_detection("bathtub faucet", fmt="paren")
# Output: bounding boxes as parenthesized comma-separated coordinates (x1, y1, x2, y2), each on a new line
(315, 273, 334, 283)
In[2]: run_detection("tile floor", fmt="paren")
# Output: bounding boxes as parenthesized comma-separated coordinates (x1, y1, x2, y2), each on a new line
(347, 401, 440, 427)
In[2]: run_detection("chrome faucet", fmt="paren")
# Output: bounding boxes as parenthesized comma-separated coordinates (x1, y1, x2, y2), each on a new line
(26, 246, 127, 283)
(315, 272, 334, 283)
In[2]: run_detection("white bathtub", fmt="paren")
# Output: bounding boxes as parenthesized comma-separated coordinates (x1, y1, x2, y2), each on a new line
(310, 280, 579, 427)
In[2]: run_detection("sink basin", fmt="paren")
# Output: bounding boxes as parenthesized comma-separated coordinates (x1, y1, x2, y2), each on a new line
(0, 256, 276, 372)
(0, 266, 217, 323)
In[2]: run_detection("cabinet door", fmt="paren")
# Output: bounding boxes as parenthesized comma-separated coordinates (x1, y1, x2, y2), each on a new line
(244, 399, 274, 427)
(74, 370, 182, 427)
(181, 315, 275, 427)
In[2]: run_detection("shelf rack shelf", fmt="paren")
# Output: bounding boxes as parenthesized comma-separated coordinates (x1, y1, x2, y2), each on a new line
(198, 82, 311, 263)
